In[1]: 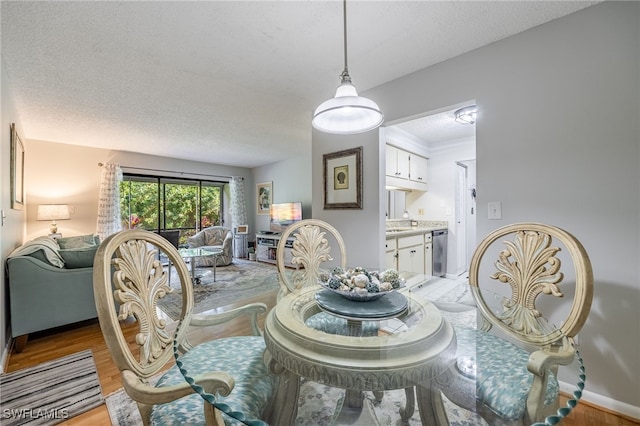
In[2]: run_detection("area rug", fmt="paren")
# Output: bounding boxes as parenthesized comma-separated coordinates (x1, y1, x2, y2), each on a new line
(106, 377, 486, 426)
(428, 279, 478, 330)
(0, 350, 103, 426)
(157, 259, 279, 320)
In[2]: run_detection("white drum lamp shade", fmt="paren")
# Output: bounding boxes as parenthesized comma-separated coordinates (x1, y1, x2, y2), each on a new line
(37, 204, 70, 234)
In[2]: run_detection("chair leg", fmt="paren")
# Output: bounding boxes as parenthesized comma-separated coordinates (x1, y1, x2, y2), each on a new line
(205, 404, 225, 426)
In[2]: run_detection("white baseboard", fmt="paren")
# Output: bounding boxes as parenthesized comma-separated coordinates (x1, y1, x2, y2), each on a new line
(559, 381, 640, 420)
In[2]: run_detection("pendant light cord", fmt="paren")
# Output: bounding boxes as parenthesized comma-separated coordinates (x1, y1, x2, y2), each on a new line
(341, 0, 351, 83)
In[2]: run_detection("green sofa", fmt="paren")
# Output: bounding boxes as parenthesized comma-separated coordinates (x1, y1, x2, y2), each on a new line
(6, 235, 100, 352)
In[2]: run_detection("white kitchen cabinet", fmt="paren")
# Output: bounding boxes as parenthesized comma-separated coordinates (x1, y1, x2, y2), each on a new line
(385, 238, 397, 270)
(386, 145, 410, 180)
(386, 144, 428, 191)
(409, 153, 428, 184)
(397, 234, 425, 275)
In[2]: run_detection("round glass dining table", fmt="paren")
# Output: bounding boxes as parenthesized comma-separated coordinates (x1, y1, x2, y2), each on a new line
(261, 285, 457, 425)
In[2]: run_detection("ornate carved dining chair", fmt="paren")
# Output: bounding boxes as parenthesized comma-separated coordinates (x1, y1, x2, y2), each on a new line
(275, 218, 379, 336)
(276, 219, 346, 298)
(432, 223, 593, 425)
(93, 229, 276, 425)
(270, 218, 392, 417)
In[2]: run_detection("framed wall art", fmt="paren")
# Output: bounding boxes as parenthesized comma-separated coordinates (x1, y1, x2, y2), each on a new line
(10, 123, 25, 210)
(323, 146, 362, 209)
(257, 181, 272, 215)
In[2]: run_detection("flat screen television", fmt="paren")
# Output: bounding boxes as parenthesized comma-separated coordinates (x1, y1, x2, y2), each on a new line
(270, 202, 302, 232)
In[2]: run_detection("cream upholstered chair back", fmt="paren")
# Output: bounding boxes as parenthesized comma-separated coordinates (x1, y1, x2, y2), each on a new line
(275, 219, 347, 300)
(93, 229, 275, 425)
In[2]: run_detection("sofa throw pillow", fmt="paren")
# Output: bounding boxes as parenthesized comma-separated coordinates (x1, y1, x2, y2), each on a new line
(58, 234, 99, 249)
(59, 246, 99, 269)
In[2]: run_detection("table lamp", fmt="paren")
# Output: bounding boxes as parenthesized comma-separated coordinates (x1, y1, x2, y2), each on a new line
(37, 204, 70, 234)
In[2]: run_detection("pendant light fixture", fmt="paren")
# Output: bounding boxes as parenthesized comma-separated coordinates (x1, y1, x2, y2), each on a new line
(312, 0, 383, 134)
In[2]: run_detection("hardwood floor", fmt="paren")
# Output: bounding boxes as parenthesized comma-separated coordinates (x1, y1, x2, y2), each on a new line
(5, 289, 638, 426)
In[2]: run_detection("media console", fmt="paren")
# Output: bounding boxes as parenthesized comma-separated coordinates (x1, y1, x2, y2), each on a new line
(255, 232, 297, 268)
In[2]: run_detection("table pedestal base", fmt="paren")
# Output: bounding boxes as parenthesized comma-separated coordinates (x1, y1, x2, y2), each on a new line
(332, 395, 377, 425)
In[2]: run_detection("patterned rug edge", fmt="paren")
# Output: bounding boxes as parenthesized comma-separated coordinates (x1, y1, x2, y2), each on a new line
(0, 349, 104, 426)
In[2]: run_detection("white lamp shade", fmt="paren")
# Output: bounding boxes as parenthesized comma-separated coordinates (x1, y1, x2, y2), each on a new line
(313, 82, 384, 134)
(37, 204, 70, 221)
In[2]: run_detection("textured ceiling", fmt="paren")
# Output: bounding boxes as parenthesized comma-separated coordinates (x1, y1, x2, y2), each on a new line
(1, 1, 598, 168)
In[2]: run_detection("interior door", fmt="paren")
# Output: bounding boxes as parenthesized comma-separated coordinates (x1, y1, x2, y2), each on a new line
(455, 163, 467, 275)
(456, 160, 477, 275)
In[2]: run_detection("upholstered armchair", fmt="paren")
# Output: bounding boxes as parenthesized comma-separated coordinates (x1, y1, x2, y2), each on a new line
(187, 226, 233, 267)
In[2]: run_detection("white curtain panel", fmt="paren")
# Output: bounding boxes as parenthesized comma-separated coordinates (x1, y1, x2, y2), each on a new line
(96, 162, 123, 241)
(230, 176, 248, 257)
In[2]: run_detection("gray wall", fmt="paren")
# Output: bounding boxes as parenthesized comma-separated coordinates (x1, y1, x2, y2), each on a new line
(0, 59, 27, 371)
(312, 130, 384, 269)
(313, 1, 639, 414)
(252, 152, 313, 237)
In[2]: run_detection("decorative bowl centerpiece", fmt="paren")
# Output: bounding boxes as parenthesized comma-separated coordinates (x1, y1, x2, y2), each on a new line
(318, 267, 403, 302)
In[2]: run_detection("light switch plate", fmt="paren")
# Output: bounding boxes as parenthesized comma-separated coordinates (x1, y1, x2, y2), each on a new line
(488, 202, 502, 220)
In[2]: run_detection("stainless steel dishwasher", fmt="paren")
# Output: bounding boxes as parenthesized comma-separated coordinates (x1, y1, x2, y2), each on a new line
(432, 229, 448, 277)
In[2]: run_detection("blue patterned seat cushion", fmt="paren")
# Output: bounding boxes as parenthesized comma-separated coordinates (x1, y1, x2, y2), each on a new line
(454, 325, 559, 420)
(305, 312, 379, 336)
(150, 336, 275, 425)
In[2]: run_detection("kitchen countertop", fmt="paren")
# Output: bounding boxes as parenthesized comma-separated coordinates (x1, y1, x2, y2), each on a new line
(385, 219, 448, 238)
(385, 226, 447, 238)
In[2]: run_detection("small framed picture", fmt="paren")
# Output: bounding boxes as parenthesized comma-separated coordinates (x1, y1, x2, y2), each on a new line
(10, 123, 25, 210)
(333, 165, 349, 190)
(236, 225, 248, 234)
(257, 181, 272, 215)
(323, 146, 362, 209)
